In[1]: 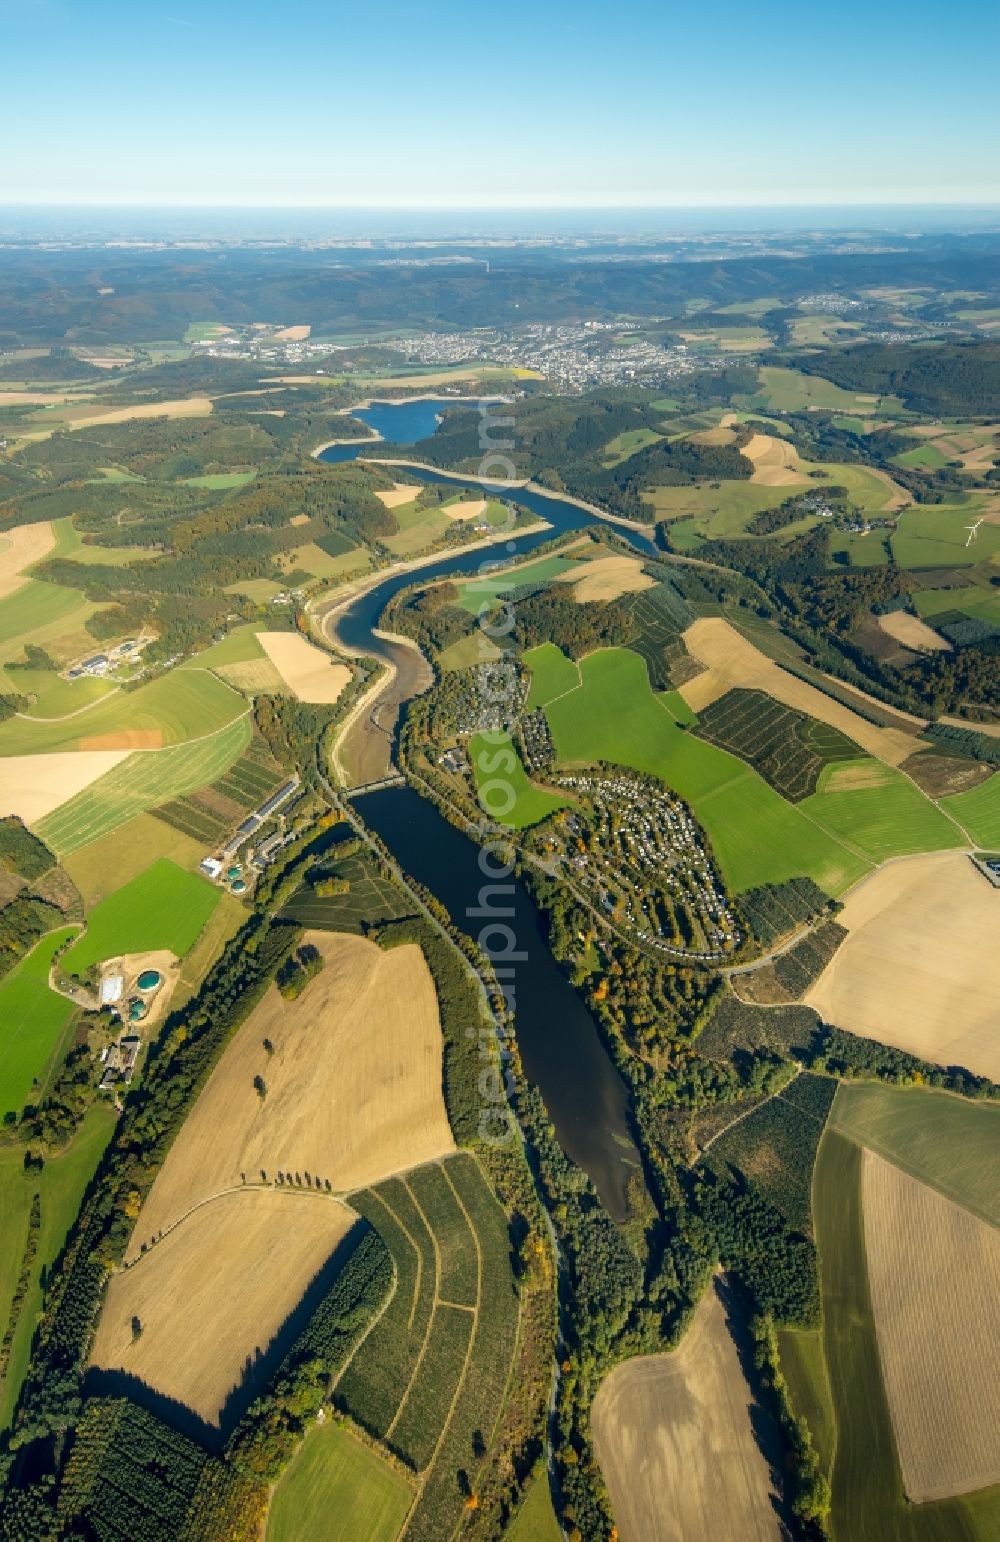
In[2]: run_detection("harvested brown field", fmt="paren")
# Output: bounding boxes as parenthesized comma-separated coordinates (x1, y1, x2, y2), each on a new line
(274, 324, 311, 341)
(678, 617, 918, 765)
(741, 432, 808, 486)
(0, 521, 54, 600)
(61, 397, 214, 429)
(558, 553, 655, 603)
(592, 1282, 781, 1542)
(256, 632, 351, 703)
(903, 752, 994, 799)
(689, 425, 738, 447)
(0, 390, 85, 406)
(862, 1150, 1000, 1501)
(375, 483, 422, 509)
(878, 611, 950, 653)
(288, 512, 310, 526)
(78, 728, 164, 751)
(128, 931, 455, 1255)
(806, 852, 1000, 1081)
(92, 1189, 357, 1427)
(444, 497, 488, 521)
(0, 748, 128, 823)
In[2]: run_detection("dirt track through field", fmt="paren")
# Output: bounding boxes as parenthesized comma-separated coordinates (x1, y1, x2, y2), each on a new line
(592, 1282, 782, 1542)
(806, 852, 1000, 1080)
(127, 931, 455, 1255)
(862, 1150, 1000, 1500)
(92, 1188, 357, 1425)
(678, 617, 918, 765)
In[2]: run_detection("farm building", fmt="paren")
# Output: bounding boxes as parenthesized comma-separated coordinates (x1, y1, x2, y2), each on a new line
(200, 857, 223, 879)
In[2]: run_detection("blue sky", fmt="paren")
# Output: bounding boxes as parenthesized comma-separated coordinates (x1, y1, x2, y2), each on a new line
(4, 0, 999, 207)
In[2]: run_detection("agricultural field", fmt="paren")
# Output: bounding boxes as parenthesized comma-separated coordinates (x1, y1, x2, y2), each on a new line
(91, 1190, 360, 1429)
(812, 1128, 1000, 1541)
(559, 552, 654, 602)
(592, 1282, 782, 1542)
(0, 668, 246, 755)
(862, 1151, 1000, 1502)
(257, 631, 352, 704)
(338, 1152, 522, 1542)
(0, 1103, 116, 1428)
(61, 857, 220, 974)
(803, 763, 965, 861)
(267, 1419, 413, 1542)
(891, 501, 1000, 569)
(0, 748, 129, 827)
(128, 931, 455, 1253)
(152, 738, 286, 847)
(830, 1082, 1000, 1228)
(0, 577, 94, 657)
(62, 812, 204, 907)
(806, 851, 1000, 1081)
(0, 925, 79, 1118)
(505, 1470, 562, 1542)
(437, 631, 502, 671)
(695, 688, 866, 801)
(776, 1326, 837, 1478)
(745, 366, 900, 416)
(941, 771, 1000, 846)
(454, 554, 583, 615)
(678, 617, 918, 766)
(523, 641, 580, 709)
(542, 646, 868, 894)
(282, 845, 415, 933)
(469, 730, 568, 828)
(35, 713, 251, 854)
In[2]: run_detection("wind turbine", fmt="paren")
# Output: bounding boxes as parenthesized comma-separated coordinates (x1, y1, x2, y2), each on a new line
(965, 518, 984, 547)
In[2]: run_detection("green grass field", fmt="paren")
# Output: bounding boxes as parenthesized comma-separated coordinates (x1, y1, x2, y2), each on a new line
(12, 671, 118, 719)
(437, 632, 501, 671)
(179, 625, 266, 671)
(454, 555, 582, 614)
(776, 1326, 837, 1478)
(62, 811, 203, 908)
(813, 1128, 998, 1540)
(0, 579, 93, 654)
(892, 502, 1000, 569)
(35, 713, 250, 855)
(0, 926, 80, 1118)
(542, 648, 868, 893)
(0, 1104, 117, 1428)
(602, 426, 664, 466)
(523, 642, 580, 708)
(505, 1470, 562, 1541)
(469, 730, 568, 828)
(941, 773, 1000, 847)
(0, 668, 246, 755)
(913, 582, 1000, 629)
(830, 1082, 1000, 1228)
(747, 366, 900, 416)
(61, 858, 219, 973)
(266, 1419, 413, 1542)
(893, 443, 951, 471)
(803, 764, 965, 861)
